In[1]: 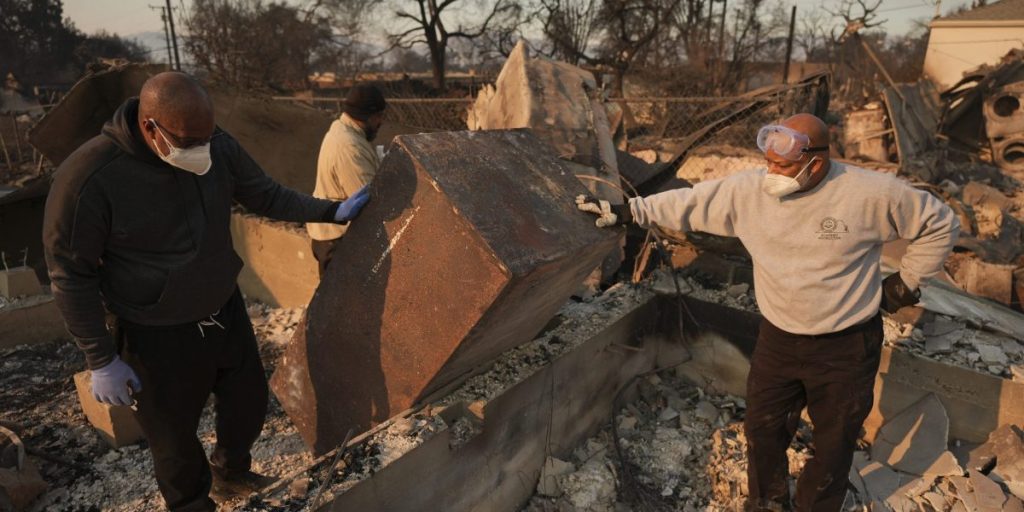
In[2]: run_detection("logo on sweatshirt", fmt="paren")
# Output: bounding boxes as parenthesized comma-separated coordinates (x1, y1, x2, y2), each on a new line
(817, 217, 849, 240)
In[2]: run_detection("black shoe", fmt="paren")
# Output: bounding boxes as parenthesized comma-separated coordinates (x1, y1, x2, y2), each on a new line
(210, 470, 278, 503)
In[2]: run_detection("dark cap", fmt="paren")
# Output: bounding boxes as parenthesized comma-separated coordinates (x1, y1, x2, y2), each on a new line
(343, 84, 387, 121)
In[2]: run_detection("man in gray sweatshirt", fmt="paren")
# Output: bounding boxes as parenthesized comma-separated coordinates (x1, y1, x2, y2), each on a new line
(577, 114, 958, 511)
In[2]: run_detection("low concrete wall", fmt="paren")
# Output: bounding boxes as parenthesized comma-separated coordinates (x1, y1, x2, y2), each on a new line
(0, 296, 69, 349)
(321, 295, 680, 511)
(231, 213, 318, 308)
(865, 347, 1024, 444)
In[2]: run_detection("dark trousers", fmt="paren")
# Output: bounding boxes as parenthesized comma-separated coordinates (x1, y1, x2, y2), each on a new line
(744, 313, 883, 512)
(118, 289, 268, 512)
(311, 238, 337, 278)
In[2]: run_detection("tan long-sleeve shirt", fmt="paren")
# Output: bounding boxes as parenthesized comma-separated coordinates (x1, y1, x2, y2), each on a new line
(306, 113, 380, 241)
(629, 162, 959, 335)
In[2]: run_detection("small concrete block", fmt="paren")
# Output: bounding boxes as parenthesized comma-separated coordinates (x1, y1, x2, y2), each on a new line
(0, 459, 47, 511)
(726, 283, 750, 298)
(0, 267, 40, 299)
(73, 371, 145, 448)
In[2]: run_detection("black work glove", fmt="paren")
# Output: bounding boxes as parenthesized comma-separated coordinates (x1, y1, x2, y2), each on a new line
(575, 195, 632, 227)
(881, 273, 920, 313)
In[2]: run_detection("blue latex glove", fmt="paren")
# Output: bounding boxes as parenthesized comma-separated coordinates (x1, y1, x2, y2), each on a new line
(334, 186, 370, 223)
(91, 356, 142, 407)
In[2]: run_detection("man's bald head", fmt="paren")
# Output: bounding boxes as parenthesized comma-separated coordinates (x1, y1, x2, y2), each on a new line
(781, 113, 829, 150)
(137, 72, 215, 154)
(139, 72, 213, 121)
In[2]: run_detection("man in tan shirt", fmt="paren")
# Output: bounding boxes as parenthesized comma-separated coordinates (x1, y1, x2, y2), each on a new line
(307, 84, 387, 276)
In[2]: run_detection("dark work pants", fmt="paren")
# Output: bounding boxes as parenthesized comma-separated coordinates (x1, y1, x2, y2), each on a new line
(118, 289, 268, 512)
(311, 238, 337, 278)
(744, 313, 883, 512)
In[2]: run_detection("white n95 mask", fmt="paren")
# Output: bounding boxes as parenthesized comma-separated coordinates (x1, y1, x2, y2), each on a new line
(762, 156, 818, 198)
(149, 119, 213, 175)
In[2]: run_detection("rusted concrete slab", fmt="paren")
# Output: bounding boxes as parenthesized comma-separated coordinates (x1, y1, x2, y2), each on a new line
(318, 294, 671, 511)
(230, 213, 317, 308)
(271, 130, 622, 454)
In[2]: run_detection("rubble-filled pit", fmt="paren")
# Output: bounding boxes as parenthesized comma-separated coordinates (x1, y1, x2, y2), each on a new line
(7, 273, 1024, 512)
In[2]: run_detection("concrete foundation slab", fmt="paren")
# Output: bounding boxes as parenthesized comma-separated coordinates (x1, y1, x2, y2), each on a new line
(271, 130, 621, 454)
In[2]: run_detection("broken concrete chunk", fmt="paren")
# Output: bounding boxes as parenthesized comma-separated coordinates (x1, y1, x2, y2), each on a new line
(976, 343, 1010, 365)
(658, 407, 679, 422)
(962, 182, 1014, 212)
(1006, 495, 1024, 512)
(537, 456, 575, 497)
(969, 469, 1007, 511)
(870, 394, 963, 477)
(925, 333, 957, 354)
(695, 401, 718, 422)
(726, 283, 750, 298)
(617, 415, 638, 432)
(0, 459, 47, 511)
(270, 130, 620, 454)
(952, 259, 1017, 306)
(924, 316, 961, 337)
(859, 461, 902, 503)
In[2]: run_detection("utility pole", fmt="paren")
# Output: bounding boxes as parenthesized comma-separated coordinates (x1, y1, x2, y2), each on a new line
(165, 0, 181, 70)
(149, 5, 174, 68)
(782, 5, 797, 83)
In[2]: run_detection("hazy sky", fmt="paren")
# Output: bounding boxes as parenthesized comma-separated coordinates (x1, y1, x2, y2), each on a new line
(62, 0, 977, 51)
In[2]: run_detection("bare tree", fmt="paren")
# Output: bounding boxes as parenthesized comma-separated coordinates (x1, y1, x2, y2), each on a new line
(388, 0, 523, 92)
(183, 0, 333, 91)
(594, 0, 684, 95)
(305, 0, 387, 81)
(539, 0, 601, 65)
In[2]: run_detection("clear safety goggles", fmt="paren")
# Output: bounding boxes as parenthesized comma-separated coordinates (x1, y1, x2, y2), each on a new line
(756, 124, 829, 161)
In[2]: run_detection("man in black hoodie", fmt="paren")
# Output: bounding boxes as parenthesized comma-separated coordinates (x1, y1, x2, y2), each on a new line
(43, 72, 369, 511)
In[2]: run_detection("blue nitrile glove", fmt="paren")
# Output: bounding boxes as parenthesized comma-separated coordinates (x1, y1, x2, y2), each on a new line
(334, 186, 370, 223)
(91, 356, 142, 406)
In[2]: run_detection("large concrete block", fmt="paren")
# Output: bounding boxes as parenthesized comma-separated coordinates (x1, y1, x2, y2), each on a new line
(271, 130, 621, 454)
(73, 372, 145, 448)
(231, 214, 318, 308)
(0, 268, 40, 299)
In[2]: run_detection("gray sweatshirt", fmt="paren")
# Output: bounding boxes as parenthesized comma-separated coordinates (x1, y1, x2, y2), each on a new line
(629, 162, 959, 335)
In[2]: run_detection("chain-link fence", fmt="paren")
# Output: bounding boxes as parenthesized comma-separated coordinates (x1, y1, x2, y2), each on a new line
(0, 114, 48, 188)
(274, 76, 827, 184)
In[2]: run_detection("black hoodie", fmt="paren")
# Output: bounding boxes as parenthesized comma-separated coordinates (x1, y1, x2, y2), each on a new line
(43, 98, 338, 369)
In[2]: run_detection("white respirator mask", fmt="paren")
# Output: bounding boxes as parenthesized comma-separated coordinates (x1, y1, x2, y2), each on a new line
(149, 118, 212, 175)
(762, 156, 819, 198)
